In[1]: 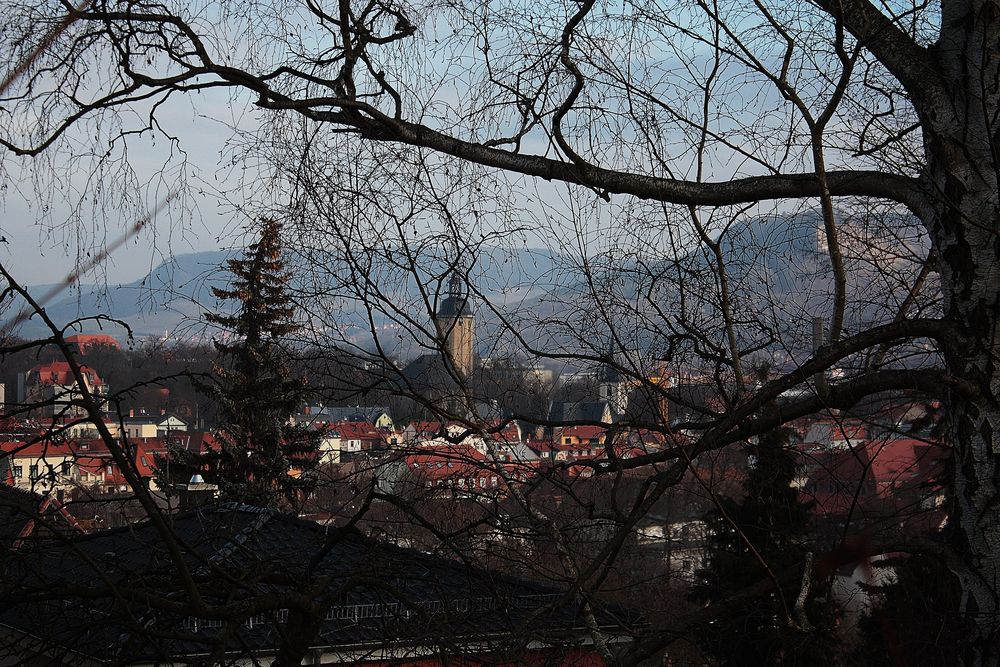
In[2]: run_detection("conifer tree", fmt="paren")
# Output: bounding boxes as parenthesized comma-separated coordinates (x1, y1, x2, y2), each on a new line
(690, 426, 838, 665)
(204, 219, 318, 509)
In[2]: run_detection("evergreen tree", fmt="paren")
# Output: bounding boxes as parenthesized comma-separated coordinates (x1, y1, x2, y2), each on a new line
(203, 219, 318, 509)
(854, 553, 962, 667)
(691, 426, 839, 665)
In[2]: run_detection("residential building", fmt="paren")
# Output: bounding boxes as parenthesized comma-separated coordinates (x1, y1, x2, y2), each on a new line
(64, 333, 120, 352)
(0, 503, 631, 665)
(298, 405, 394, 430)
(121, 413, 188, 440)
(19, 361, 108, 418)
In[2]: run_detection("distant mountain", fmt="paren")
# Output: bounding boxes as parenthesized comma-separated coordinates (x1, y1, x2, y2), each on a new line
(14, 250, 233, 341)
(10, 211, 929, 362)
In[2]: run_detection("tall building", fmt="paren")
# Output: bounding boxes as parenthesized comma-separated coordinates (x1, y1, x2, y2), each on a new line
(436, 272, 475, 379)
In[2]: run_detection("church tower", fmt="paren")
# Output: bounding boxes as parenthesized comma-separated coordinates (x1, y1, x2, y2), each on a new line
(598, 350, 630, 418)
(437, 272, 476, 379)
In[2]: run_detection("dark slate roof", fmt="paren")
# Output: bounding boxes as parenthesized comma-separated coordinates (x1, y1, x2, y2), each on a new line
(437, 275, 473, 319)
(0, 483, 45, 547)
(308, 406, 391, 424)
(123, 414, 187, 426)
(664, 383, 719, 426)
(547, 401, 612, 425)
(400, 353, 462, 394)
(0, 504, 634, 664)
(0, 484, 82, 552)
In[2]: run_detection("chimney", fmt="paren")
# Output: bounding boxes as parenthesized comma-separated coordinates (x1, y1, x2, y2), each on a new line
(177, 473, 218, 511)
(129, 408, 135, 418)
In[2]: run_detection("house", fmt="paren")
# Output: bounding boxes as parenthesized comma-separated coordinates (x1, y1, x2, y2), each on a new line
(313, 423, 343, 464)
(121, 413, 188, 440)
(554, 425, 606, 448)
(330, 421, 388, 458)
(800, 435, 947, 518)
(0, 440, 80, 493)
(0, 503, 632, 665)
(802, 419, 869, 449)
(403, 421, 445, 443)
(299, 405, 395, 430)
(20, 361, 108, 417)
(0, 434, 198, 495)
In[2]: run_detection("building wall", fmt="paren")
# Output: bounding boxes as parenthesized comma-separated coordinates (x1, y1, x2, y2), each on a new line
(440, 314, 475, 378)
(8, 453, 77, 492)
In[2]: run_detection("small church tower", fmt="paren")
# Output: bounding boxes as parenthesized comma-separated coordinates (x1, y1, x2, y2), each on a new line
(598, 350, 630, 418)
(437, 272, 476, 379)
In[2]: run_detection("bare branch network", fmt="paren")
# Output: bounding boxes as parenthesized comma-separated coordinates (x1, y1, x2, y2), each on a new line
(0, 0, 997, 664)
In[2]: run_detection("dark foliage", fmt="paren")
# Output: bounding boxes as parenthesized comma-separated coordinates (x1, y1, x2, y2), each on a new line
(855, 553, 963, 667)
(691, 427, 839, 665)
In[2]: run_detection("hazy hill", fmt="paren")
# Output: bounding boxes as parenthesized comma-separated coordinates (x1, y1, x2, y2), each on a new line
(11, 211, 929, 360)
(15, 250, 233, 341)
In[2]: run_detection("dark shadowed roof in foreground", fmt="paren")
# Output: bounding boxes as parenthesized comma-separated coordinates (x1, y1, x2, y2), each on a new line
(0, 503, 634, 665)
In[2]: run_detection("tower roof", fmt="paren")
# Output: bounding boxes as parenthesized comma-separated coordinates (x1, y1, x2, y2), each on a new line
(437, 272, 473, 318)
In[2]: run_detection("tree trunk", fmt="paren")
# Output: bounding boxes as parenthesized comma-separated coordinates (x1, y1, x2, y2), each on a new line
(925, 138, 1000, 667)
(938, 218, 1000, 665)
(272, 607, 324, 667)
(915, 3, 1000, 661)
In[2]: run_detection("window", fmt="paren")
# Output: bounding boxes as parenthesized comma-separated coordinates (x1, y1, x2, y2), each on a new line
(61, 461, 71, 475)
(28, 464, 38, 480)
(141, 457, 148, 466)
(13, 465, 22, 478)
(107, 464, 114, 475)
(563, 437, 571, 444)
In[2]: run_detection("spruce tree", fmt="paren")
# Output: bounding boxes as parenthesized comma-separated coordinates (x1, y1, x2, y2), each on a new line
(203, 219, 318, 509)
(690, 426, 838, 665)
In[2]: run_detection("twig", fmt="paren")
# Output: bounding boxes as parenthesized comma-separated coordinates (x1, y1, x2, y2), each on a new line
(2, 191, 177, 331)
(0, 0, 93, 96)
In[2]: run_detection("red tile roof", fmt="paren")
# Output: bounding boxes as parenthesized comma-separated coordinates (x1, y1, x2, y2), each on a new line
(65, 334, 120, 350)
(27, 361, 106, 387)
(330, 422, 385, 441)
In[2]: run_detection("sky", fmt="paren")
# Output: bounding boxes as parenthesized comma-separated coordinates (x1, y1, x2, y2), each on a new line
(0, 88, 248, 288)
(0, 1, 802, 291)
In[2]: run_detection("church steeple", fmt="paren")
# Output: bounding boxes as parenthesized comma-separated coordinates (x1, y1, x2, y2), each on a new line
(598, 346, 629, 418)
(439, 271, 473, 318)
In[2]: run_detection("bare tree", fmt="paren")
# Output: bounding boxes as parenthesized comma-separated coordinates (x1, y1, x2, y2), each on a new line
(1, 0, 997, 663)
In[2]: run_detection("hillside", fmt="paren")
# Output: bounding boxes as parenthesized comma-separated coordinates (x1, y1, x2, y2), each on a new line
(10, 211, 930, 362)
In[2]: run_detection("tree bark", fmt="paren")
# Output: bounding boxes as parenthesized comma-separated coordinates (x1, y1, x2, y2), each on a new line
(921, 92, 1000, 667)
(931, 188, 1000, 666)
(912, 1, 1000, 662)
